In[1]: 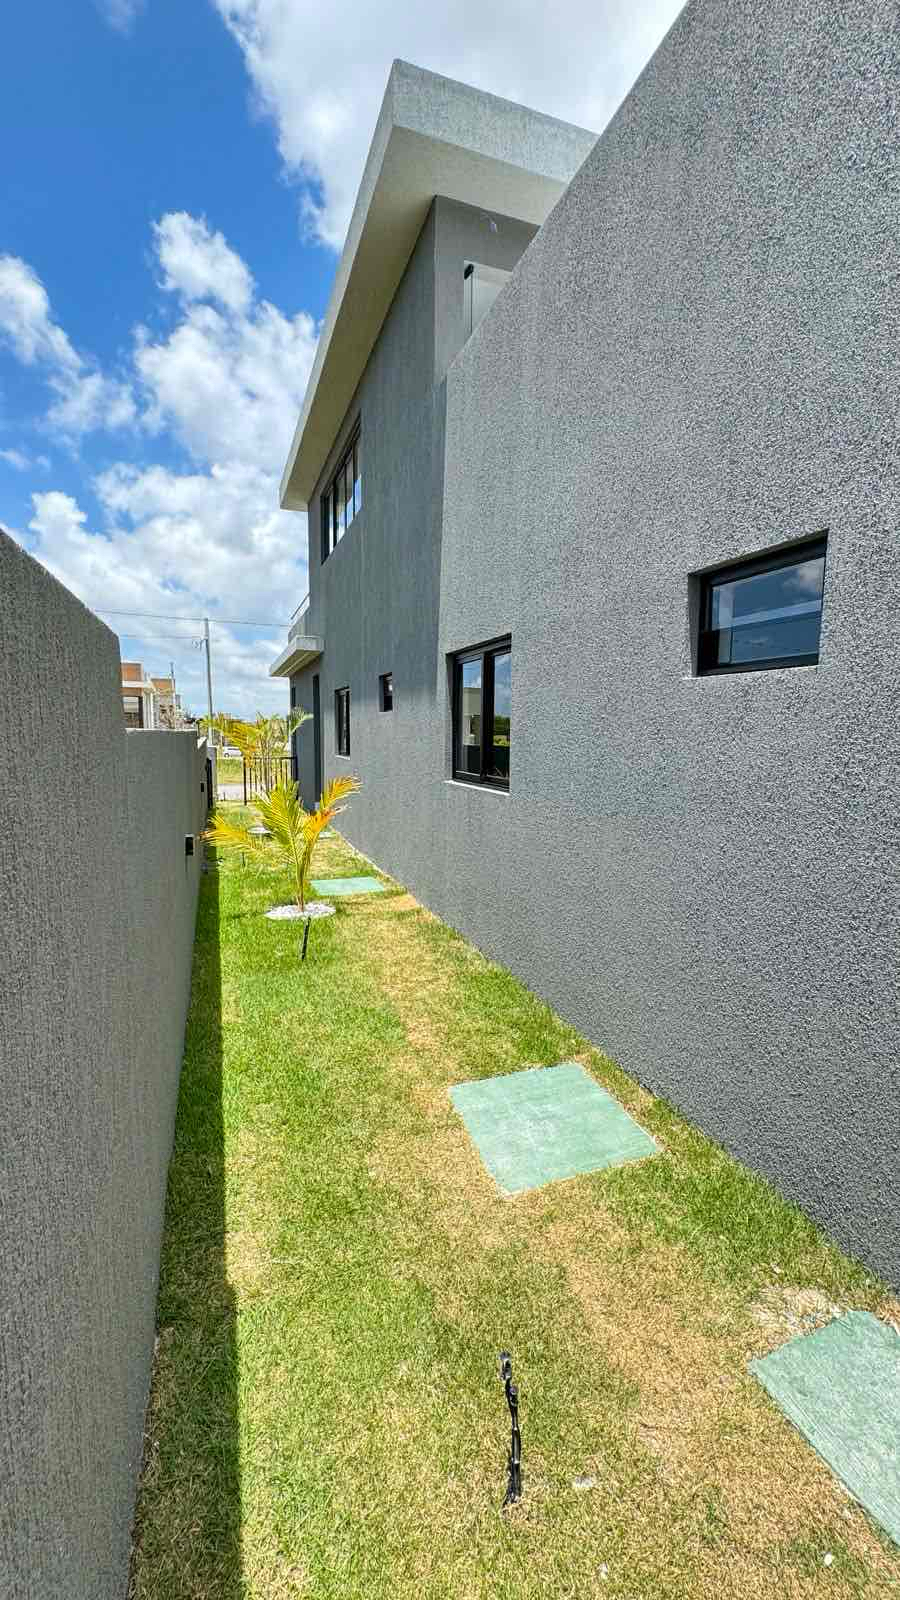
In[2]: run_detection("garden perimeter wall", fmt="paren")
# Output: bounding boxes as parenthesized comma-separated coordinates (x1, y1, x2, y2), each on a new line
(0, 530, 208, 1599)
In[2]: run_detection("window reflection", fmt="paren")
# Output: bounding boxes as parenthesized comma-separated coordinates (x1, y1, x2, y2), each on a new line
(452, 641, 510, 788)
(457, 660, 482, 777)
(321, 428, 361, 560)
(489, 650, 511, 779)
(699, 540, 826, 673)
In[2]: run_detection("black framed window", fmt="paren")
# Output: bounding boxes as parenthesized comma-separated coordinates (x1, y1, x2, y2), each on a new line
(697, 536, 827, 675)
(334, 687, 350, 756)
(321, 425, 361, 561)
(379, 672, 393, 712)
(452, 638, 511, 787)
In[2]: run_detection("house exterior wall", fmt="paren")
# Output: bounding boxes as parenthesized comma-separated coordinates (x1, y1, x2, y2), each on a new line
(0, 531, 207, 1599)
(290, 197, 536, 830)
(434, 0, 900, 1291)
(287, 1, 899, 1289)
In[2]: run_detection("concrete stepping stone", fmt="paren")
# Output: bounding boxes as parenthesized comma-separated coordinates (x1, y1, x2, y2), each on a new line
(750, 1310, 900, 1546)
(310, 876, 386, 896)
(449, 1062, 658, 1194)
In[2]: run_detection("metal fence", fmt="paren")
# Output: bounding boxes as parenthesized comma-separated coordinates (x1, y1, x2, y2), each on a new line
(242, 755, 296, 804)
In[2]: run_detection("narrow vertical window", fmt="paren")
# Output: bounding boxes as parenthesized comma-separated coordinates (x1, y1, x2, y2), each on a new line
(451, 638, 511, 788)
(379, 672, 393, 712)
(335, 686, 350, 756)
(463, 261, 512, 339)
(320, 423, 362, 562)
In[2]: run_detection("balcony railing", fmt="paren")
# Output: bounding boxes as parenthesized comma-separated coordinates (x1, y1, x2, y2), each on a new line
(288, 593, 310, 641)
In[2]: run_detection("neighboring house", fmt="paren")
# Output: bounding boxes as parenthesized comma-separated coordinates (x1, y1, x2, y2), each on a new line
(270, 16, 899, 1290)
(151, 676, 184, 730)
(121, 662, 157, 729)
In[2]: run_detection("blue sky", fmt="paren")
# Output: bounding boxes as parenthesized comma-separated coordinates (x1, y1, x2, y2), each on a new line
(1, 0, 682, 715)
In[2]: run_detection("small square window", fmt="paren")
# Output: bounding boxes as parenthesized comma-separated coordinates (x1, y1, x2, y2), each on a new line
(451, 638, 510, 787)
(696, 536, 827, 675)
(379, 672, 393, 712)
(334, 686, 350, 756)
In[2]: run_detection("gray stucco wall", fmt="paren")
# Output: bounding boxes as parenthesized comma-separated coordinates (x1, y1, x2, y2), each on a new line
(291, 196, 535, 832)
(289, 1, 899, 1288)
(0, 531, 207, 1598)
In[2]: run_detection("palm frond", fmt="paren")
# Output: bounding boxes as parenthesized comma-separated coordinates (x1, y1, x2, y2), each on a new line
(204, 812, 270, 858)
(297, 775, 361, 901)
(206, 773, 359, 912)
(319, 773, 361, 819)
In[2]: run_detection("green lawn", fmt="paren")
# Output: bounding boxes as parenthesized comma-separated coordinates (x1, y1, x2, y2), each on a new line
(215, 755, 244, 785)
(129, 824, 899, 1599)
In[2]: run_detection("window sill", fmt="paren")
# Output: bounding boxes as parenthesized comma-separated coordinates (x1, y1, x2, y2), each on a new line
(684, 662, 820, 682)
(444, 778, 509, 796)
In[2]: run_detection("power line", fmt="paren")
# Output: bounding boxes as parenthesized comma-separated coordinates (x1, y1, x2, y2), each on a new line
(118, 632, 207, 644)
(94, 604, 285, 624)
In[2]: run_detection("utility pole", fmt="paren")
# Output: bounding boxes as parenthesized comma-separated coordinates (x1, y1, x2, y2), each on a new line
(203, 618, 214, 741)
(170, 659, 178, 729)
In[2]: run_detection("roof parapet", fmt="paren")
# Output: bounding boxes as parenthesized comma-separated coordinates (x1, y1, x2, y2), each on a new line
(279, 61, 596, 511)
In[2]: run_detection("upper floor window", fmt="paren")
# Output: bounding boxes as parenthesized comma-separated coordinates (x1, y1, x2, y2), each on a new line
(452, 638, 511, 788)
(463, 262, 511, 341)
(321, 425, 361, 561)
(697, 535, 827, 675)
(379, 672, 393, 712)
(335, 687, 350, 756)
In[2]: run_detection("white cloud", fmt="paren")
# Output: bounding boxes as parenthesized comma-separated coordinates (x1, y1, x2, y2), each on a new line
(0, 254, 136, 444)
(14, 217, 315, 716)
(47, 370, 137, 438)
(135, 293, 316, 468)
(0, 446, 51, 472)
(0, 256, 79, 370)
(154, 213, 255, 314)
(94, 0, 144, 34)
(212, 0, 686, 247)
(27, 480, 299, 716)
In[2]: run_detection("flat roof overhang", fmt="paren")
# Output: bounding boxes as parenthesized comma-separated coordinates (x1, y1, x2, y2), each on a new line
(269, 636, 325, 678)
(279, 61, 596, 511)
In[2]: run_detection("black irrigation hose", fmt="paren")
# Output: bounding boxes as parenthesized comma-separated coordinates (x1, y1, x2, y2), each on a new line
(499, 1351, 522, 1507)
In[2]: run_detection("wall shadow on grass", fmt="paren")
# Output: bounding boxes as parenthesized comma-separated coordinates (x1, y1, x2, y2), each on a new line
(129, 858, 242, 1596)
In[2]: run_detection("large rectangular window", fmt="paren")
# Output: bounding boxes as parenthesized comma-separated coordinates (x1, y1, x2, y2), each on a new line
(321, 426, 361, 562)
(452, 638, 511, 788)
(334, 686, 350, 756)
(697, 536, 827, 675)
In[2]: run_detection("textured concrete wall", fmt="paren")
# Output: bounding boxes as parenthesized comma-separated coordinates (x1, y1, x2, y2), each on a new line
(292, 1, 900, 1288)
(434, 0, 900, 1286)
(291, 196, 535, 829)
(0, 531, 207, 1598)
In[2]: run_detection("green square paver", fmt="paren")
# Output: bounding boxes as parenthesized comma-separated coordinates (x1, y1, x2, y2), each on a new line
(449, 1062, 658, 1194)
(750, 1311, 900, 1546)
(310, 876, 386, 896)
